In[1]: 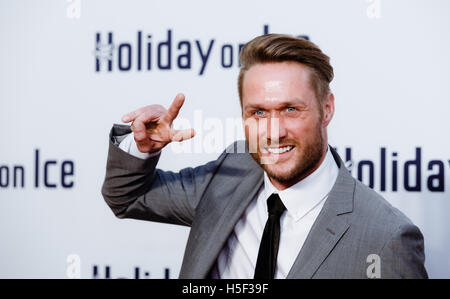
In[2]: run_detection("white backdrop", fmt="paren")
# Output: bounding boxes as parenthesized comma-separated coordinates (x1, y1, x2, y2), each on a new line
(1, 0, 449, 278)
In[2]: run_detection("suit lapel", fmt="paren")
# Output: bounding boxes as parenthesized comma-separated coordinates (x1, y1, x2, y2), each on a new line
(286, 209, 350, 278)
(287, 147, 355, 278)
(181, 153, 264, 278)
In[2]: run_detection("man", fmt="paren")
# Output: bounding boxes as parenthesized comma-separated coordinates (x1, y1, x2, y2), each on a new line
(101, 34, 427, 278)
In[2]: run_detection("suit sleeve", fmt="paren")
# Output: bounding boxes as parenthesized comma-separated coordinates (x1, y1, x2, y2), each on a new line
(101, 124, 227, 227)
(379, 224, 428, 278)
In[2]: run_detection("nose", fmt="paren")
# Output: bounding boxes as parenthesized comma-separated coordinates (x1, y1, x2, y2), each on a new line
(267, 115, 287, 144)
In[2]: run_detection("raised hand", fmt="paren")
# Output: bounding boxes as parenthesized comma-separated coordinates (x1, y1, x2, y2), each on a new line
(121, 93, 195, 153)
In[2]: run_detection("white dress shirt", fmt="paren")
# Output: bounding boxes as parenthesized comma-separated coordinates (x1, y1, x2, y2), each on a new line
(119, 134, 339, 279)
(211, 145, 339, 278)
(118, 133, 159, 159)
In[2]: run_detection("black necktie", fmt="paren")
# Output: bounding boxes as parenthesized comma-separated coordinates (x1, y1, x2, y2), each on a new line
(254, 193, 286, 279)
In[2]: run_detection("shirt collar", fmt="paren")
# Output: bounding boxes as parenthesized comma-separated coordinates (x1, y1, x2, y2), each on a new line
(263, 146, 339, 222)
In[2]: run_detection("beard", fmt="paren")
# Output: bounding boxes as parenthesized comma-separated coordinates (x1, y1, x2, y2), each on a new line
(248, 122, 325, 186)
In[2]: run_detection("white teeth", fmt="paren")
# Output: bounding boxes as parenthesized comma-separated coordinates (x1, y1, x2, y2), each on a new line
(265, 146, 293, 154)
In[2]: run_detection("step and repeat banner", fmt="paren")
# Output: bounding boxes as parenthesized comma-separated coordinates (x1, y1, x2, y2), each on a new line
(1, 0, 449, 278)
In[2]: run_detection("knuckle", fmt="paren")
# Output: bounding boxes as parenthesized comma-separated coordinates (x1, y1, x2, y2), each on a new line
(137, 143, 150, 153)
(146, 106, 166, 119)
(134, 132, 146, 142)
(131, 120, 143, 130)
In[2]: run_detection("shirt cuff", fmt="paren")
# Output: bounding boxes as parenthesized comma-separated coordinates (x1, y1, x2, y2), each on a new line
(118, 133, 161, 159)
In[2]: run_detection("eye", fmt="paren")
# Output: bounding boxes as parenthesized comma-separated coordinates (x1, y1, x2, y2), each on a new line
(254, 109, 266, 117)
(286, 107, 296, 112)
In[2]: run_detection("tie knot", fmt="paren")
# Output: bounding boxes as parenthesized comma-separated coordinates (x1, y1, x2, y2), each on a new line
(267, 193, 286, 217)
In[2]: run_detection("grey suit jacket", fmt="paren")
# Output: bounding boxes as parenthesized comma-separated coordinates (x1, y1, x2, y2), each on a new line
(101, 124, 428, 279)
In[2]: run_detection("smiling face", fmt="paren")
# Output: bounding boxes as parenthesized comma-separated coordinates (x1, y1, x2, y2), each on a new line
(242, 61, 334, 190)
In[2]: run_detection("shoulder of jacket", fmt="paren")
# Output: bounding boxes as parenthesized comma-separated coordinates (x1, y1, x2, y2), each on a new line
(351, 178, 415, 233)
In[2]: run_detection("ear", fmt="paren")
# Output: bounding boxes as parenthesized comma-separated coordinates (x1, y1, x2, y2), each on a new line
(322, 93, 335, 127)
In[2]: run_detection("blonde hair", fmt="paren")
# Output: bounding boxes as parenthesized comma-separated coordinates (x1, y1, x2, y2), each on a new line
(238, 34, 334, 109)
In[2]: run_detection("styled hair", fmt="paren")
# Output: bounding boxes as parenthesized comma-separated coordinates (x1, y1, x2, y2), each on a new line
(238, 34, 334, 110)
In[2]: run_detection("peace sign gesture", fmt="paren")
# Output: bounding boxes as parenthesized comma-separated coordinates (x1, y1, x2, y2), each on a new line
(121, 93, 195, 153)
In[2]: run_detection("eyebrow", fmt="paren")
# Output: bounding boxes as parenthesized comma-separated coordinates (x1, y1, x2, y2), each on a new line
(244, 98, 308, 110)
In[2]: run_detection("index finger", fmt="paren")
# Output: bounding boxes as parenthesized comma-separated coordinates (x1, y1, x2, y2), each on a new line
(122, 105, 165, 123)
(161, 93, 185, 124)
(122, 107, 147, 123)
